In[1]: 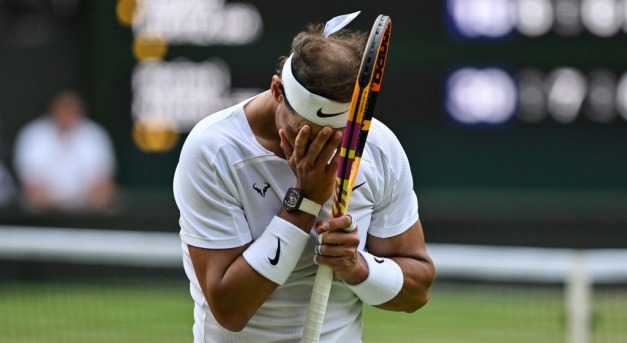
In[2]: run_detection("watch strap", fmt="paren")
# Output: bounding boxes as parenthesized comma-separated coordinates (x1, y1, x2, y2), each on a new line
(299, 197, 323, 217)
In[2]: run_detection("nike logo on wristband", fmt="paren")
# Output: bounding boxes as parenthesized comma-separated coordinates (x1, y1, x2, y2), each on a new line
(374, 257, 385, 264)
(268, 238, 281, 265)
(316, 107, 347, 118)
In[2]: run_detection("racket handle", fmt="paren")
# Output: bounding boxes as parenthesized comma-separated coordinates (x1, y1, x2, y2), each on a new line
(301, 265, 333, 343)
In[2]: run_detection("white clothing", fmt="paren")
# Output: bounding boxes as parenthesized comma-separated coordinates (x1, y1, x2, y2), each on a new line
(173, 98, 419, 342)
(13, 116, 116, 210)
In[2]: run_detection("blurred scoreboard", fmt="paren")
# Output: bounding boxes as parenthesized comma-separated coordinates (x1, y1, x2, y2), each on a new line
(446, 0, 627, 125)
(112, 0, 627, 190)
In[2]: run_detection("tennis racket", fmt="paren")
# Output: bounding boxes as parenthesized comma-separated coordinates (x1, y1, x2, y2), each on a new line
(301, 14, 392, 343)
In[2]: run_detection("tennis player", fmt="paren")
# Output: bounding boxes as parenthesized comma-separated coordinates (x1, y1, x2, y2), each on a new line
(173, 12, 435, 343)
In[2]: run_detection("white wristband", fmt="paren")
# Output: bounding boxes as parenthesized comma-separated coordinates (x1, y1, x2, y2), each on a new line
(242, 216, 310, 285)
(345, 250, 404, 305)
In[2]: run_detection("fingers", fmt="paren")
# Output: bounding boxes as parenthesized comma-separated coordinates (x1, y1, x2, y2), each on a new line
(316, 215, 354, 235)
(293, 125, 311, 161)
(313, 129, 342, 168)
(283, 124, 341, 165)
(278, 129, 294, 159)
(294, 126, 341, 169)
(286, 125, 342, 204)
(313, 228, 361, 276)
(313, 215, 362, 281)
(314, 216, 359, 256)
(314, 231, 359, 257)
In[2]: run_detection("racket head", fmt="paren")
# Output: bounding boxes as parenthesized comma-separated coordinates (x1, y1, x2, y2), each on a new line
(358, 15, 392, 90)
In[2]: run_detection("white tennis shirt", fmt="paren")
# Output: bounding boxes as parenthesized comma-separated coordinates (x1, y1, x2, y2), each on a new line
(173, 97, 419, 343)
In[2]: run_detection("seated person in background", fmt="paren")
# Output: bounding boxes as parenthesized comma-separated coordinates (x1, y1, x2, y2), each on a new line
(13, 90, 117, 213)
(0, 113, 16, 207)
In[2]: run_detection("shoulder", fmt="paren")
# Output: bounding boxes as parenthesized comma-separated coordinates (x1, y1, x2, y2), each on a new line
(15, 117, 53, 146)
(78, 119, 112, 139)
(188, 105, 240, 141)
(359, 118, 415, 193)
(178, 102, 256, 172)
(18, 117, 51, 136)
(364, 118, 408, 166)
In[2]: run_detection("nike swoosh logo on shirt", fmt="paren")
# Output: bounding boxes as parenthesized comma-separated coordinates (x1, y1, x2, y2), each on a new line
(268, 238, 281, 265)
(374, 257, 385, 264)
(352, 181, 367, 191)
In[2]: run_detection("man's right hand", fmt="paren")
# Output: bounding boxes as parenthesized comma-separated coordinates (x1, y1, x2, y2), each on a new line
(279, 125, 342, 205)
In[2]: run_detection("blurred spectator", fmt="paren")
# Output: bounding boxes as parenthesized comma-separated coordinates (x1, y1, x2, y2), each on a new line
(0, 162, 15, 206)
(0, 113, 16, 207)
(13, 90, 117, 213)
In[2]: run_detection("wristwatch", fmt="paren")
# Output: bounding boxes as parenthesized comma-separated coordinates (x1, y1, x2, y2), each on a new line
(283, 187, 322, 217)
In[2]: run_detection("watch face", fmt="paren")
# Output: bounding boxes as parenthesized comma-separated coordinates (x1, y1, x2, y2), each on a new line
(284, 188, 300, 208)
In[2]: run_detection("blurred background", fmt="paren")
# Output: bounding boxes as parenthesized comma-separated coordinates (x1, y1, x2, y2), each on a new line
(0, 0, 626, 342)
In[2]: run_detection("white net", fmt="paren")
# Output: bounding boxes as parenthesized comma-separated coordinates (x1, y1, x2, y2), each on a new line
(1, 226, 626, 343)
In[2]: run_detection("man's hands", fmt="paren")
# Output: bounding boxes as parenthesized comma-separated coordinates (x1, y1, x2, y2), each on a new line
(279, 125, 366, 283)
(279, 125, 342, 205)
(314, 215, 368, 285)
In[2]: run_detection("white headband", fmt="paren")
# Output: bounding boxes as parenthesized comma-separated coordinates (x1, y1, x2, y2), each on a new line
(281, 11, 360, 128)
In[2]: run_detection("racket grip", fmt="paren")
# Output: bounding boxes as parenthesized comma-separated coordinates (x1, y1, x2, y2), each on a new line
(301, 265, 334, 343)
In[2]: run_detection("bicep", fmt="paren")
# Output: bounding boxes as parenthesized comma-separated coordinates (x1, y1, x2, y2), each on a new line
(188, 243, 250, 296)
(365, 220, 430, 263)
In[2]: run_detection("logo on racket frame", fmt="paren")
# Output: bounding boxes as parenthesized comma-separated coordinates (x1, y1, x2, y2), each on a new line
(371, 23, 390, 92)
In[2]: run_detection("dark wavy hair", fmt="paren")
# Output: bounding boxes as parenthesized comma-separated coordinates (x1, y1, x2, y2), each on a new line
(276, 23, 367, 105)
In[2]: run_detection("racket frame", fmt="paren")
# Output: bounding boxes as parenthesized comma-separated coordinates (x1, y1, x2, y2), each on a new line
(301, 14, 392, 343)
